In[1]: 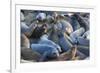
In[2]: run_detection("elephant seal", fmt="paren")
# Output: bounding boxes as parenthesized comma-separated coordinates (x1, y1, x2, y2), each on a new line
(73, 14, 89, 31)
(31, 44, 59, 61)
(70, 27, 85, 44)
(36, 13, 46, 22)
(58, 31, 73, 52)
(21, 47, 41, 62)
(29, 24, 47, 39)
(38, 35, 62, 53)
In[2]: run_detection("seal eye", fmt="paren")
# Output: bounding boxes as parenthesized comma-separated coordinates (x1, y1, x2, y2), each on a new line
(51, 51, 59, 58)
(52, 52, 57, 57)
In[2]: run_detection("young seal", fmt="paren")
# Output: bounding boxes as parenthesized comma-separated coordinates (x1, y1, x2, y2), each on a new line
(31, 44, 59, 61)
(70, 27, 85, 44)
(21, 47, 41, 62)
(58, 31, 73, 52)
(38, 34, 62, 53)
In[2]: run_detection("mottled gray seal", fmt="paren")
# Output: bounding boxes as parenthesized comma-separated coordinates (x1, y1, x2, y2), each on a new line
(31, 44, 59, 61)
(21, 47, 41, 62)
